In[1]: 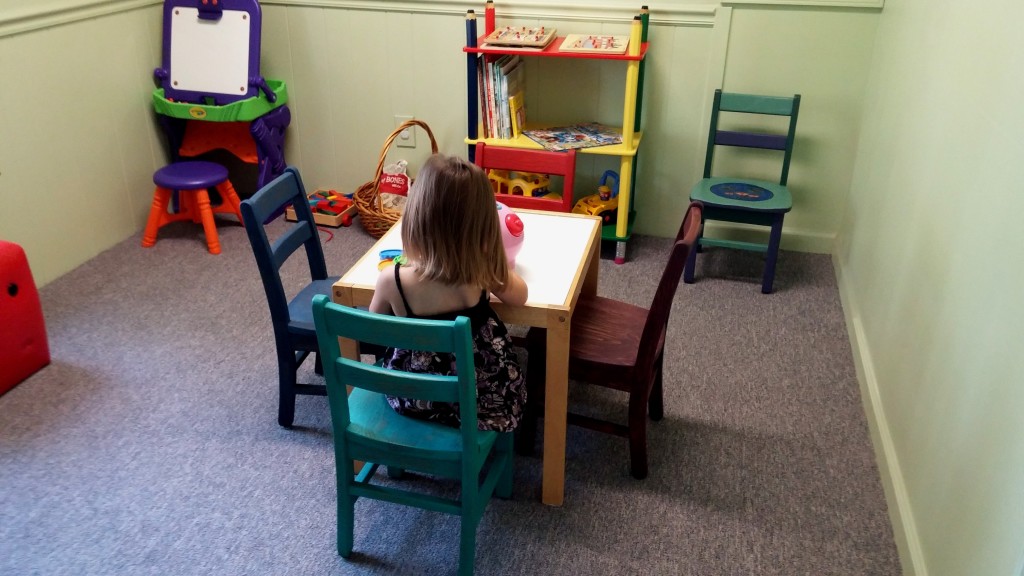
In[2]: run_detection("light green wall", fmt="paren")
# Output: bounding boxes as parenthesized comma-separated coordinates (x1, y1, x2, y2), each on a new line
(0, 1, 878, 286)
(0, 4, 164, 287)
(835, 0, 1024, 575)
(721, 6, 878, 252)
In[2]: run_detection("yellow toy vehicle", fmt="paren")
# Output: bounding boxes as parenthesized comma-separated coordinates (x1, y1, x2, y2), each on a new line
(572, 170, 619, 225)
(487, 169, 562, 201)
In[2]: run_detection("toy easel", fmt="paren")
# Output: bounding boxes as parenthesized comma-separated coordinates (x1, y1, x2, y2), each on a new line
(152, 0, 290, 196)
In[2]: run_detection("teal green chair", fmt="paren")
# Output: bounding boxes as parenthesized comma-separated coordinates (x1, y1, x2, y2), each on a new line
(685, 89, 801, 293)
(311, 295, 514, 576)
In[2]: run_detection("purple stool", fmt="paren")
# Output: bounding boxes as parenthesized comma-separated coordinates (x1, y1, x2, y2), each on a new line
(142, 161, 244, 254)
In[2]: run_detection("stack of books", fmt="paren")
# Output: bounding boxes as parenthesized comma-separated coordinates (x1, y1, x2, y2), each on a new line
(477, 54, 526, 140)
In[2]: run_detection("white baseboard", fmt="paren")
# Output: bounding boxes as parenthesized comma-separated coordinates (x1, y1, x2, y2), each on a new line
(832, 252, 927, 576)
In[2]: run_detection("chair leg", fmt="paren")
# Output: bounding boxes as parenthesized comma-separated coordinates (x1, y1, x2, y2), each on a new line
(337, 488, 355, 558)
(762, 214, 784, 294)
(458, 515, 480, 576)
(684, 223, 702, 284)
(648, 355, 665, 421)
(628, 393, 650, 480)
(192, 188, 222, 255)
(496, 433, 514, 499)
(141, 187, 173, 248)
(278, 353, 298, 428)
(215, 180, 244, 223)
(517, 333, 546, 456)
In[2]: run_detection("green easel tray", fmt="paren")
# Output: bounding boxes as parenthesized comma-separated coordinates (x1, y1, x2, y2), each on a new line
(152, 80, 288, 122)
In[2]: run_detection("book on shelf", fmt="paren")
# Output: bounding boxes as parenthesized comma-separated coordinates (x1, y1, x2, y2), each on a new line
(523, 123, 623, 151)
(477, 54, 526, 140)
(508, 91, 526, 139)
(499, 56, 523, 139)
(476, 57, 491, 138)
(482, 26, 556, 49)
(558, 34, 630, 55)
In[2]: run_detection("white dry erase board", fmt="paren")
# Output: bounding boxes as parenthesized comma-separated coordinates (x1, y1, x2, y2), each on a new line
(169, 7, 252, 100)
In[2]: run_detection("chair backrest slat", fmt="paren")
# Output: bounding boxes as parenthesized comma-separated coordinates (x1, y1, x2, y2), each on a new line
(269, 224, 314, 271)
(715, 130, 788, 151)
(703, 89, 801, 184)
(338, 359, 461, 403)
(719, 92, 796, 116)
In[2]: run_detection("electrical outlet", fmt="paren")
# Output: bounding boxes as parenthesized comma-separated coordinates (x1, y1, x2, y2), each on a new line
(394, 115, 416, 148)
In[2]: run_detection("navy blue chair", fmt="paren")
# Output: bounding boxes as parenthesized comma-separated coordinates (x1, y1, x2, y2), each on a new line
(240, 166, 333, 427)
(685, 89, 801, 293)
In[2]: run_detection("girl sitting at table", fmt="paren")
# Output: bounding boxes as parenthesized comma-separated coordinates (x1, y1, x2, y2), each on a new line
(369, 153, 529, 432)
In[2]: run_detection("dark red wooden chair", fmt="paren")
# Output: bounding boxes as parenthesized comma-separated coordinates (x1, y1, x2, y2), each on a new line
(521, 201, 703, 479)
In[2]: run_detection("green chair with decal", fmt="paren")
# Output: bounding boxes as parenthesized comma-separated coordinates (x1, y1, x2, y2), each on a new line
(311, 296, 514, 576)
(685, 89, 801, 293)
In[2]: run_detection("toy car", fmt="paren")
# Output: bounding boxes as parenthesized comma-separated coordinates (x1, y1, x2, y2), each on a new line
(572, 170, 619, 225)
(487, 169, 561, 201)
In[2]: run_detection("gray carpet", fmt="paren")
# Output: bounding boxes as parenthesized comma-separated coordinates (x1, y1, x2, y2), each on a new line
(0, 216, 900, 575)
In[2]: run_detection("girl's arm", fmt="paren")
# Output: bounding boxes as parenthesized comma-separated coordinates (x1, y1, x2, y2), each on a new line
(369, 268, 397, 315)
(492, 269, 528, 306)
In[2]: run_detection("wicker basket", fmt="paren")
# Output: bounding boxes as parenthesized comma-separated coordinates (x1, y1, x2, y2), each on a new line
(353, 119, 439, 238)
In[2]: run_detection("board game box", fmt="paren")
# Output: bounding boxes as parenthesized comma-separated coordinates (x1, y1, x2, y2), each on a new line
(559, 34, 630, 55)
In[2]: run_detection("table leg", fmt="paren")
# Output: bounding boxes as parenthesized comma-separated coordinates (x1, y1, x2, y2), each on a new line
(542, 313, 570, 506)
(583, 230, 600, 297)
(333, 287, 360, 361)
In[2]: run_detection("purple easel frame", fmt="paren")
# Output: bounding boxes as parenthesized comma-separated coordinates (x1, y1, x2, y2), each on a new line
(154, 0, 269, 105)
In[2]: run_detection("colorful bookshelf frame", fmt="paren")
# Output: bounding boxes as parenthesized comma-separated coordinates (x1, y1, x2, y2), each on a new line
(463, 5, 649, 261)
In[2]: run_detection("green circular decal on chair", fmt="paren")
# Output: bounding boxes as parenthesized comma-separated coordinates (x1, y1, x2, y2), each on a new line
(710, 182, 773, 201)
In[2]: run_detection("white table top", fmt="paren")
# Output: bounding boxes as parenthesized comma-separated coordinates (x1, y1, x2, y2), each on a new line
(337, 210, 601, 310)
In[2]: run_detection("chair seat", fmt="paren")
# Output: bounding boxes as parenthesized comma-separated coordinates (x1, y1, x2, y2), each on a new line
(347, 388, 499, 461)
(288, 277, 341, 335)
(690, 176, 792, 213)
(566, 295, 660, 390)
(153, 161, 229, 189)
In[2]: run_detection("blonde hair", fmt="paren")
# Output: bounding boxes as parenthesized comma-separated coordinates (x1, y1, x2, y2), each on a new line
(401, 154, 509, 291)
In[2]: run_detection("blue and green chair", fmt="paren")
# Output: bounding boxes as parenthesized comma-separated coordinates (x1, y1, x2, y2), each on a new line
(311, 295, 514, 576)
(685, 89, 801, 294)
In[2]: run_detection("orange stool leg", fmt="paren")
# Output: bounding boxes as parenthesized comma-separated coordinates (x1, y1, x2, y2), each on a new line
(192, 188, 222, 255)
(142, 187, 174, 248)
(213, 180, 244, 224)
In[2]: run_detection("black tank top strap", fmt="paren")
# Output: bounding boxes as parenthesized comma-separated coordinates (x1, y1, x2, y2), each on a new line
(394, 263, 417, 317)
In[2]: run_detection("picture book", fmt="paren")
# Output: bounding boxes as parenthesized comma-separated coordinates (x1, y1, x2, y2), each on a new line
(482, 26, 557, 49)
(559, 34, 630, 55)
(524, 123, 622, 151)
(508, 91, 526, 138)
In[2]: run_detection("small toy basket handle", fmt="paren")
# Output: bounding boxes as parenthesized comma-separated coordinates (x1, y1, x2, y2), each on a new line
(369, 120, 439, 212)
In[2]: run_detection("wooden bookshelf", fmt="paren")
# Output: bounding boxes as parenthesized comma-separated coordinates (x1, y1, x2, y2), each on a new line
(462, 3, 651, 262)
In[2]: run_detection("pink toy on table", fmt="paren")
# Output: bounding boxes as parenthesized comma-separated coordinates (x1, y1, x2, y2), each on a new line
(496, 201, 524, 267)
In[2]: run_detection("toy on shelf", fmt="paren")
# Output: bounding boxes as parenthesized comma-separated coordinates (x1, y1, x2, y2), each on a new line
(482, 25, 557, 49)
(285, 189, 357, 227)
(559, 34, 630, 55)
(487, 169, 562, 202)
(497, 201, 524, 267)
(572, 170, 619, 225)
